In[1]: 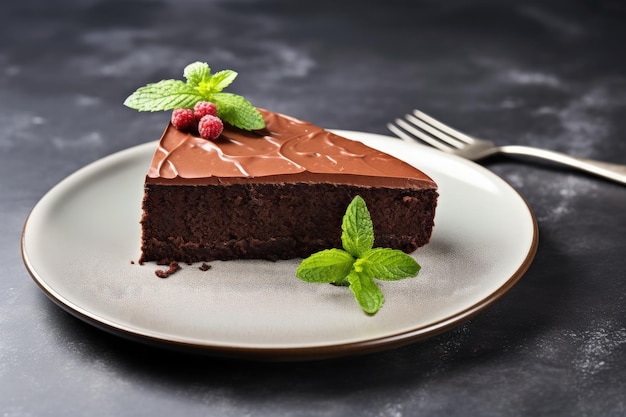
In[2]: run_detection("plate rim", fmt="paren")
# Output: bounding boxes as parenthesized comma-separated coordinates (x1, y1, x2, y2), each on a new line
(21, 130, 538, 361)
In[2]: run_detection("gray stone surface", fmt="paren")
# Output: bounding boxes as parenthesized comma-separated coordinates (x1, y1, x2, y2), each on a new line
(2, 0, 625, 416)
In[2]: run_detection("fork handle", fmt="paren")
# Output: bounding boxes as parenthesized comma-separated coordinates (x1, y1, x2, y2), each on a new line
(499, 145, 626, 185)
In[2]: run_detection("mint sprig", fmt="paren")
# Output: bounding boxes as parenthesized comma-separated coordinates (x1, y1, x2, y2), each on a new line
(123, 62, 265, 131)
(296, 196, 421, 315)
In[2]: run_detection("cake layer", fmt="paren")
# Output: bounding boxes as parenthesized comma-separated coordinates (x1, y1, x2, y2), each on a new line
(140, 182, 438, 263)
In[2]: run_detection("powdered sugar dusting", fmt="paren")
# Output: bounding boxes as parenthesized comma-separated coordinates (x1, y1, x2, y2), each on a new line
(532, 321, 626, 377)
(52, 131, 104, 150)
(508, 171, 597, 223)
(0, 113, 48, 149)
(572, 321, 626, 376)
(504, 69, 562, 88)
(538, 86, 614, 157)
(381, 403, 404, 417)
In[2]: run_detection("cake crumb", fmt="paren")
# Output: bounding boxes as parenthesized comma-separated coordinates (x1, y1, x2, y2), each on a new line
(155, 261, 180, 278)
(199, 263, 212, 271)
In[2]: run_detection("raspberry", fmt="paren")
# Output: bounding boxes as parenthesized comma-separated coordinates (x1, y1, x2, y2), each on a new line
(193, 101, 218, 121)
(198, 114, 224, 140)
(171, 108, 195, 132)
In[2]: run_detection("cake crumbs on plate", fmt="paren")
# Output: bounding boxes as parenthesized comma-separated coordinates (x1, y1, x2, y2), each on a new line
(155, 261, 180, 278)
(199, 263, 211, 271)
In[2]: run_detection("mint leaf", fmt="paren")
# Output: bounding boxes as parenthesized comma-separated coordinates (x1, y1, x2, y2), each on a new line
(183, 62, 211, 87)
(123, 80, 201, 111)
(124, 62, 266, 130)
(362, 248, 420, 280)
(341, 196, 374, 258)
(209, 70, 238, 91)
(295, 195, 423, 315)
(347, 269, 384, 314)
(212, 92, 265, 130)
(296, 249, 354, 283)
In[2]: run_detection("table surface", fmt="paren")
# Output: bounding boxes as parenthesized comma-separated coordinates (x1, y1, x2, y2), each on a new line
(2, 0, 625, 416)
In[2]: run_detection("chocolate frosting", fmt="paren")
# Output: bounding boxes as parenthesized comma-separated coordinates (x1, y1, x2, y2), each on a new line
(146, 109, 436, 188)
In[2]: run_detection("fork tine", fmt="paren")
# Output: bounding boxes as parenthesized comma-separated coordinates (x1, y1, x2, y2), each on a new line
(413, 110, 476, 144)
(387, 118, 453, 151)
(386, 121, 415, 142)
(404, 113, 466, 149)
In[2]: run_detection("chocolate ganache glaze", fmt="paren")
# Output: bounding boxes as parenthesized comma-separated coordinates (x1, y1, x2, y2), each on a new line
(146, 109, 436, 188)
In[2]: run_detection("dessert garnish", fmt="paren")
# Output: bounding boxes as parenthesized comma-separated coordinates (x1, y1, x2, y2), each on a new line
(168, 102, 223, 140)
(124, 61, 265, 131)
(197, 113, 224, 140)
(296, 196, 421, 315)
(170, 108, 195, 131)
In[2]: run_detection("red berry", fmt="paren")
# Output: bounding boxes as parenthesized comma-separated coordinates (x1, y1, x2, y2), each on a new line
(198, 115, 223, 140)
(193, 101, 218, 121)
(171, 108, 195, 132)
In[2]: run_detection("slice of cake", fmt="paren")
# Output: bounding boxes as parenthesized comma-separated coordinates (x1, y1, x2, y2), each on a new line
(124, 62, 438, 264)
(139, 108, 438, 263)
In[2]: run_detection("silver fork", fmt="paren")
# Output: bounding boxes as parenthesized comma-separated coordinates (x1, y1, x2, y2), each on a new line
(388, 110, 626, 185)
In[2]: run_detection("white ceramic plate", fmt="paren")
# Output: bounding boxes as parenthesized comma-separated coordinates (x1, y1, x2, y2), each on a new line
(22, 130, 537, 360)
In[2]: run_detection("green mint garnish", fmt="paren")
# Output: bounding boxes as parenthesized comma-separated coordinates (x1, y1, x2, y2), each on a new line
(123, 61, 265, 131)
(296, 196, 421, 315)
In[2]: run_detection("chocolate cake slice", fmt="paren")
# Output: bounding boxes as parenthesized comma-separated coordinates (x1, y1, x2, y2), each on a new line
(139, 109, 438, 263)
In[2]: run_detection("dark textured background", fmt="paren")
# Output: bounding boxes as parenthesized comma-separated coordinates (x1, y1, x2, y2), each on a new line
(2, 0, 625, 416)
